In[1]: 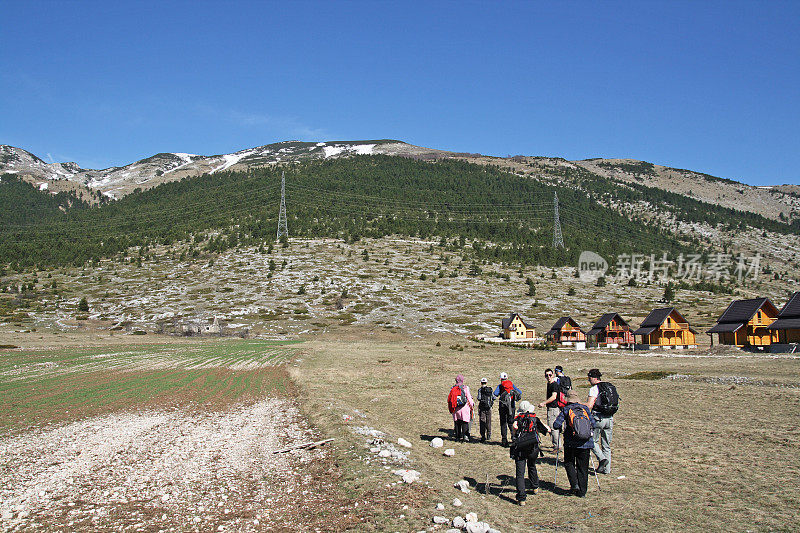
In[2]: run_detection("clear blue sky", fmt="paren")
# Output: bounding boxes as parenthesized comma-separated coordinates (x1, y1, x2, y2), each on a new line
(2, 1, 798, 185)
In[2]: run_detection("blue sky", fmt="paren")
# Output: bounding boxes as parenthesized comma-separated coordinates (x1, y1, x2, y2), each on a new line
(1, 1, 798, 185)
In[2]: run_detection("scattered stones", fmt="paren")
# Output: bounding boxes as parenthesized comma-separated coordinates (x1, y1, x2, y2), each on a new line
(465, 512, 478, 522)
(452, 498, 462, 507)
(378, 450, 392, 458)
(454, 479, 470, 493)
(432, 515, 450, 525)
(453, 516, 466, 529)
(617, 475, 626, 480)
(397, 438, 412, 448)
(435, 503, 445, 511)
(0, 399, 325, 530)
(430, 437, 444, 448)
(443, 448, 455, 457)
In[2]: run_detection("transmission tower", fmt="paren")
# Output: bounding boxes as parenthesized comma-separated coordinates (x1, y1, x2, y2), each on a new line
(276, 171, 288, 240)
(552, 191, 564, 249)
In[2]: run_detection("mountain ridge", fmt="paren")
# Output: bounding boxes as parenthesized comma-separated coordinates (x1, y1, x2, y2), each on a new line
(2, 141, 798, 222)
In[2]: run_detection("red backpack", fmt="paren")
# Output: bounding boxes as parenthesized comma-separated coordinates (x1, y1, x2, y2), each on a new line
(448, 386, 467, 413)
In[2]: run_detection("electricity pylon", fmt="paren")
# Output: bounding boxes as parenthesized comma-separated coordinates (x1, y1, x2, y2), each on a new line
(553, 191, 564, 249)
(276, 171, 288, 240)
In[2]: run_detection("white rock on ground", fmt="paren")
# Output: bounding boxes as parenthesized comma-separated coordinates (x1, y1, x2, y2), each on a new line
(378, 449, 392, 458)
(436, 502, 445, 510)
(397, 438, 412, 448)
(443, 448, 455, 457)
(430, 437, 444, 448)
(465, 512, 478, 522)
(432, 515, 450, 524)
(453, 516, 466, 529)
(454, 479, 470, 493)
(452, 497, 462, 507)
(466, 522, 491, 533)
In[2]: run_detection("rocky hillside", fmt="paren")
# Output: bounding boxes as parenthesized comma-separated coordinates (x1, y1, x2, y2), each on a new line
(2, 142, 798, 222)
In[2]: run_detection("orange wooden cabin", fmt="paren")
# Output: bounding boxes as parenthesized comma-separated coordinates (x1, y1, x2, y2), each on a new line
(633, 307, 697, 348)
(586, 313, 634, 347)
(546, 317, 586, 345)
(707, 297, 779, 347)
(767, 292, 800, 345)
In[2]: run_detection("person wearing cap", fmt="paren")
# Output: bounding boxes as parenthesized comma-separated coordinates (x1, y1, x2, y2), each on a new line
(554, 365, 572, 390)
(510, 401, 551, 505)
(586, 368, 616, 474)
(451, 374, 475, 442)
(475, 377, 495, 442)
(493, 372, 522, 447)
(537, 368, 562, 452)
(552, 389, 595, 497)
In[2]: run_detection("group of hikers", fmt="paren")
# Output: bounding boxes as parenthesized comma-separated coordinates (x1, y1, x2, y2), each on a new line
(447, 366, 619, 504)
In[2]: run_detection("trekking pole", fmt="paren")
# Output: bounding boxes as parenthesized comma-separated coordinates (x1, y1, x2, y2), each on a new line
(554, 433, 561, 485)
(589, 454, 602, 491)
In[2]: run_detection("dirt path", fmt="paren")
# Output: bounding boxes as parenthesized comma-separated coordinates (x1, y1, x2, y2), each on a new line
(0, 399, 335, 532)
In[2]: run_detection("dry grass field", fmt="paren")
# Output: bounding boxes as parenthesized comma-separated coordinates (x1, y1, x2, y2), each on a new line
(294, 331, 800, 532)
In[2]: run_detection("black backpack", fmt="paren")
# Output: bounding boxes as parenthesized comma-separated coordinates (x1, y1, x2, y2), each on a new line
(594, 382, 619, 416)
(478, 386, 494, 410)
(559, 375, 572, 391)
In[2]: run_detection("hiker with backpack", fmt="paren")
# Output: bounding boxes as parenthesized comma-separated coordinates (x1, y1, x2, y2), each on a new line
(448, 374, 474, 442)
(552, 389, 595, 497)
(510, 401, 552, 505)
(538, 368, 563, 452)
(493, 372, 522, 447)
(586, 368, 618, 475)
(476, 377, 494, 442)
(554, 365, 572, 391)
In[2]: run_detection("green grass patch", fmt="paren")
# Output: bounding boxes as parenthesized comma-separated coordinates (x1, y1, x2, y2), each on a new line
(621, 370, 675, 380)
(0, 339, 302, 435)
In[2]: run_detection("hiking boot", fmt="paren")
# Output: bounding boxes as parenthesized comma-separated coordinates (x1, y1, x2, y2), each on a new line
(598, 459, 610, 473)
(532, 488, 539, 495)
(517, 499, 526, 506)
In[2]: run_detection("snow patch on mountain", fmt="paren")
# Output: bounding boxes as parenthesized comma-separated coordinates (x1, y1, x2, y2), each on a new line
(323, 144, 375, 158)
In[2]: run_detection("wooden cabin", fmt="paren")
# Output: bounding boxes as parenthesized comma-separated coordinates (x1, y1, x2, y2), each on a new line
(633, 307, 697, 348)
(768, 292, 800, 345)
(586, 313, 634, 348)
(546, 317, 586, 345)
(501, 312, 536, 340)
(707, 298, 779, 347)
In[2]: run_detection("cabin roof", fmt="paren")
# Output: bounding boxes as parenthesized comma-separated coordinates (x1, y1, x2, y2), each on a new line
(633, 307, 694, 335)
(586, 313, 629, 336)
(502, 312, 534, 330)
(777, 291, 800, 319)
(768, 317, 800, 330)
(546, 316, 584, 335)
(706, 298, 777, 334)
